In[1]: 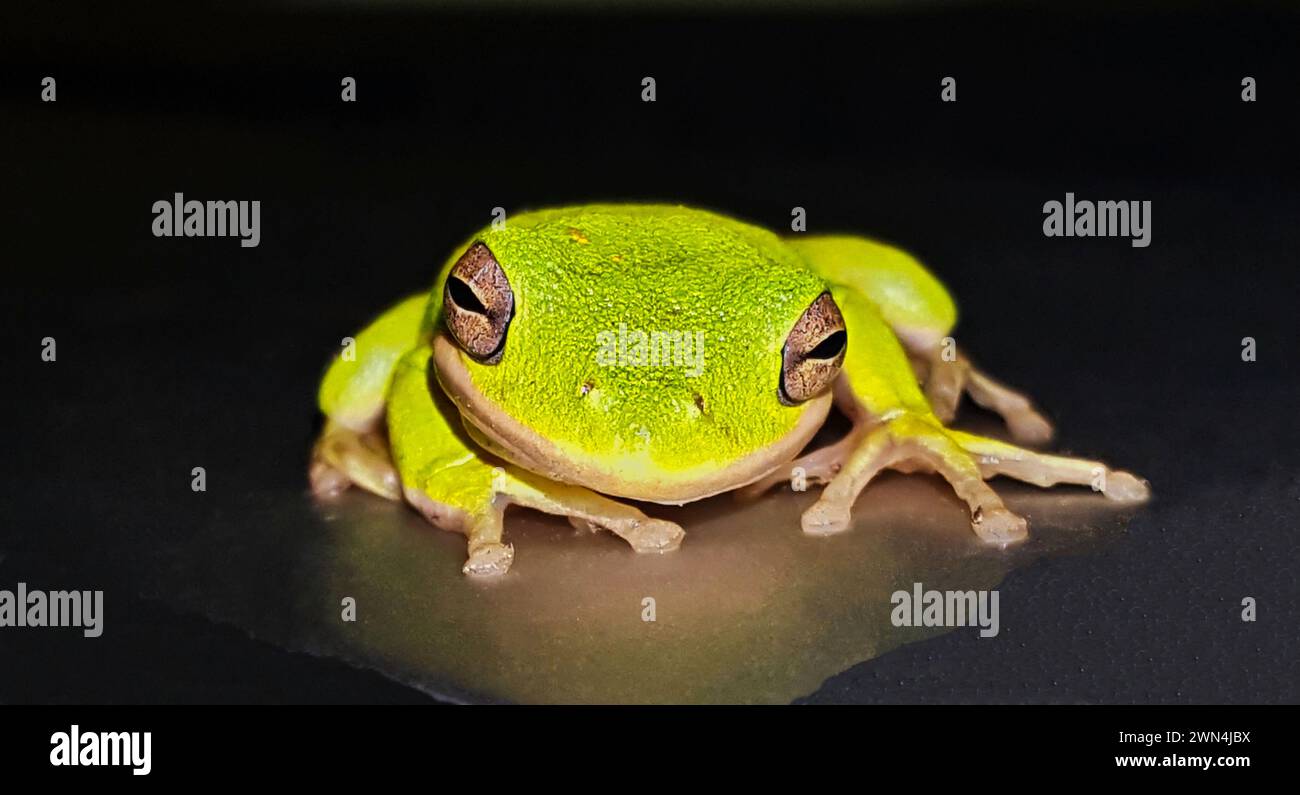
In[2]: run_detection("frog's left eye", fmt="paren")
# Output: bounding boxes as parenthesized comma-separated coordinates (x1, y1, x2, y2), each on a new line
(443, 241, 515, 364)
(779, 292, 847, 405)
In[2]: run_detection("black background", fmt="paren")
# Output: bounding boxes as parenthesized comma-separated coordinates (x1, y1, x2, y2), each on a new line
(0, 1, 1297, 704)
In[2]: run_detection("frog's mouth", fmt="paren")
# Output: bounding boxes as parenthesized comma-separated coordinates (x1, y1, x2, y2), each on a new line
(431, 333, 832, 504)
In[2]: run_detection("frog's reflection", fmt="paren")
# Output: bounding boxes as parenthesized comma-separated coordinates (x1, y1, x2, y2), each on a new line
(314, 471, 1136, 704)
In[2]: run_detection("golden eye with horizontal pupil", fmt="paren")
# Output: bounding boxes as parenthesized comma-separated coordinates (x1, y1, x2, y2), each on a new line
(779, 292, 847, 405)
(443, 241, 515, 363)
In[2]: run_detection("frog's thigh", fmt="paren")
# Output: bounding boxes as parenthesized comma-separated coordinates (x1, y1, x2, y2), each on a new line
(311, 294, 427, 499)
(318, 293, 428, 430)
(791, 235, 1053, 444)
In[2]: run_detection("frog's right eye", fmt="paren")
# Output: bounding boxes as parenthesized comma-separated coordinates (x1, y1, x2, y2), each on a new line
(443, 241, 515, 364)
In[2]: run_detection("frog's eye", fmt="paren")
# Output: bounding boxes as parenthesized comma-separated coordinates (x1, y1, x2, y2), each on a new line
(443, 241, 515, 364)
(779, 292, 847, 405)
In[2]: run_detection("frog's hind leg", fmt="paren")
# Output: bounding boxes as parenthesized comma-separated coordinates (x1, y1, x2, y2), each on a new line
(310, 418, 402, 501)
(919, 348, 1055, 446)
(788, 235, 1053, 445)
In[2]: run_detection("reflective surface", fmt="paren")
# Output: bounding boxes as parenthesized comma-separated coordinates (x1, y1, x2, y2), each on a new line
(135, 424, 1139, 703)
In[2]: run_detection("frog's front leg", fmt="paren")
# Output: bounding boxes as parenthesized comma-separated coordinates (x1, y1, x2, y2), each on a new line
(401, 448, 684, 579)
(766, 288, 1149, 543)
(799, 411, 1033, 541)
(506, 470, 685, 554)
(389, 347, 683, 576)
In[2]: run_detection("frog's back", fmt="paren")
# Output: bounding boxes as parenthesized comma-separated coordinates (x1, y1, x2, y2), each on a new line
(481, 203, 813, 295)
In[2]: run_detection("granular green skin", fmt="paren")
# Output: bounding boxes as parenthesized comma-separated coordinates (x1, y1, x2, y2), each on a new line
(427, 205, 829, 477)
(318, 203, 1150, 576)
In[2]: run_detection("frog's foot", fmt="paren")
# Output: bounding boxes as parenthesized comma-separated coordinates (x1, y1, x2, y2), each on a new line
(799, 412, 1149, 542)
(310, 419, 402, 501)
(921, 351, 1054, 446)
(464, 535, 515, 577)
(402, 487, 515, 577)
(801, 413, 1027, 542)
(569, 516, 685, 553)
(507, 471, 685, 554)
(405, 467, 686, 576)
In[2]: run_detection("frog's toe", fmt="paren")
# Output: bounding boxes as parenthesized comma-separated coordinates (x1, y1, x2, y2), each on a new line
(1007, 412, 1055, 446)
(309, 458, 351, 498)
(1103, 470, 1151, 503)
(623, 518, 685, 554)
(462, 542, 515, 577)
(947, 428, 1152, 508)
(801, 498, 852, 536)
(923, 360, 965, 423)
(922, 352, 1056, 446)
(972, 506, 1028, 544)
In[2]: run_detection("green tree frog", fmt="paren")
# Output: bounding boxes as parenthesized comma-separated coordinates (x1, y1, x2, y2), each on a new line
(311, 205, 1149, 576)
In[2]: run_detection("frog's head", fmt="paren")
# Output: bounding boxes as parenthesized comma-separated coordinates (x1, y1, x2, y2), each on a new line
(430, 205, 845, 504)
